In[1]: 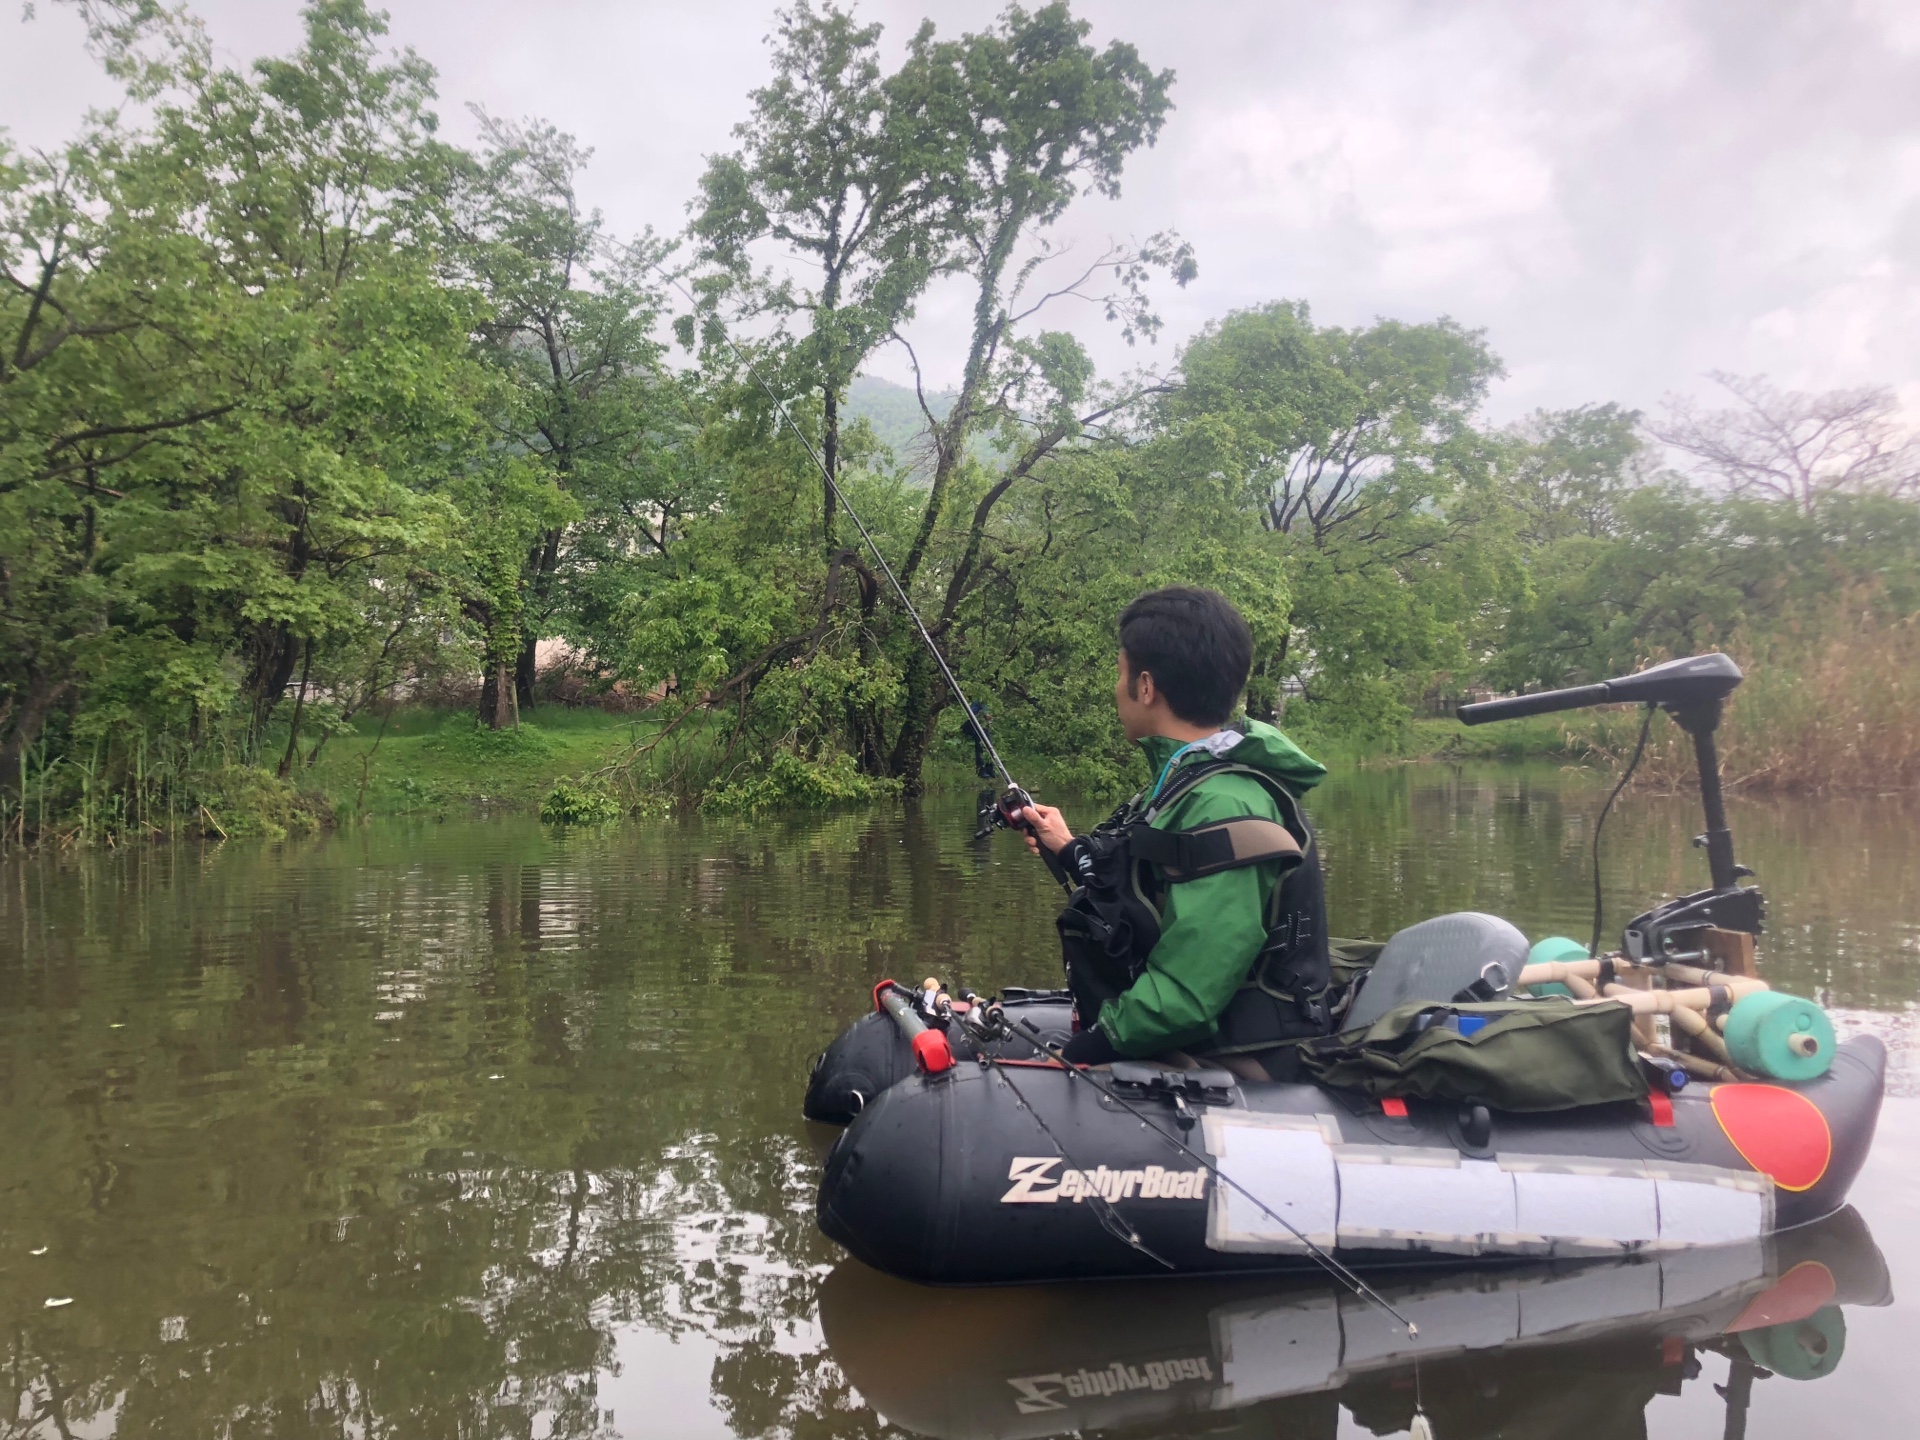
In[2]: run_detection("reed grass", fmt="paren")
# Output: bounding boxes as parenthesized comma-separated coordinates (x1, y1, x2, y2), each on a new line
(1577, 602, 1920, 794)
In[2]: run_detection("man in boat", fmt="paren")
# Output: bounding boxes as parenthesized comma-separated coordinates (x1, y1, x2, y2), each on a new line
(1014, 586, 1333, 1080)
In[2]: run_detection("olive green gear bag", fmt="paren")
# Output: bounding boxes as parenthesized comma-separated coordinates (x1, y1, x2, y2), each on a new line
(1300, 996, 1648, 1112)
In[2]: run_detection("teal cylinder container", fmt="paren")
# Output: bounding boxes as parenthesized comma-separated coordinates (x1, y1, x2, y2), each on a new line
(1739, 1306, 1846, 1380)
(1723, 990, 1836, 1082)
(1524, 936, 1589, 998)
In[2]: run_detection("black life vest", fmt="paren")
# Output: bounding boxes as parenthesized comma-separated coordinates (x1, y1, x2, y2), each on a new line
(1055, 755, 1333, 1074)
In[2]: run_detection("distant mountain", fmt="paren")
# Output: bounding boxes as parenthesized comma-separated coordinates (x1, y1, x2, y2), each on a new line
(845, 375, 947, 465)
(845, 375, 1007, 478)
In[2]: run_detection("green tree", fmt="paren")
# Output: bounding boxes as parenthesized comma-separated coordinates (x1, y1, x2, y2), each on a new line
(1159, 300, 1510, 734)
(876, 0, 1190, 785)
(2, 1, 489, 824)
(691, 0, 948, 560)
(462, 113, 678, 717)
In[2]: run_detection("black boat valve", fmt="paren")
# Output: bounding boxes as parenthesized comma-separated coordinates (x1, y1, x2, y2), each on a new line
(1458, 1102, 1494, 1150)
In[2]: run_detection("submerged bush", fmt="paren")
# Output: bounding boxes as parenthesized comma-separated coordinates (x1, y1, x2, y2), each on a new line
(700, 751, 900, 815)
(189, 766, 334, 840)
(540, 776, 623, 825)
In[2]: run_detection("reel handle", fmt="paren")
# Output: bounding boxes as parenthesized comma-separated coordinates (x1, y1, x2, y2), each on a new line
(997, 785, 1071, 888)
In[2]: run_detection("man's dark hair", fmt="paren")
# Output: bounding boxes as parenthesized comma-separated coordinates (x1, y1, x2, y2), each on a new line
(1118, 587, 1254, 726)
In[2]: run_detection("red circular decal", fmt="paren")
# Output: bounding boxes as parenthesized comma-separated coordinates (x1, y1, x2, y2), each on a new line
(1710, 1084, 1832, 1193)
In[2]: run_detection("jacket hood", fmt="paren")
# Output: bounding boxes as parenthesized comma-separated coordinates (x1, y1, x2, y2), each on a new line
(1137, 717, 1328, 797)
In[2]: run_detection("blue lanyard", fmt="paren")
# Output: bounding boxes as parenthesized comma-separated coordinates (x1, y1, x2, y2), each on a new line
(1148, 738, 1218, 804)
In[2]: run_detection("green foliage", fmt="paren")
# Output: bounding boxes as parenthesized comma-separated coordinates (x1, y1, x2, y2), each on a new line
(540, 775, 623, 824)
(424, 714, 555, 763)
(1160, 300, 1516, 739)
(700, 749, 899, 815)
(186, 764, 334, 840)
(6, 0, 1918, 846)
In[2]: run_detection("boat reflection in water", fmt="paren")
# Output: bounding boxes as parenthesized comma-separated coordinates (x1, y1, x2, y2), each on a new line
(821, 1207, 1889, 1440)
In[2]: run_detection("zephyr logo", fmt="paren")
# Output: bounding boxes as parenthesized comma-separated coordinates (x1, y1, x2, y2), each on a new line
(1007, 1356, 1216, 1413)
(1000, 1156, 1209, 1204)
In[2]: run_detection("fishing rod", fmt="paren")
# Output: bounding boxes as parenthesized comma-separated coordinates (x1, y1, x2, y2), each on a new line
(656, 268, 1067, 879)
(929, 985, 1419, 1337)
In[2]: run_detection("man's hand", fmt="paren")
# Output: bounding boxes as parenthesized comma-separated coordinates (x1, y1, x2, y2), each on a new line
(1013, 803, 1073, 857)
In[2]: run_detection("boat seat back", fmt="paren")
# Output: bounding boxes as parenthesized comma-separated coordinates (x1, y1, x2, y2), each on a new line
(1344, 911, 1529, 1031)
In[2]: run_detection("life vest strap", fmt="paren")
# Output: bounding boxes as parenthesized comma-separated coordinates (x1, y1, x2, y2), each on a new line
(1129, 817, 1303, 881)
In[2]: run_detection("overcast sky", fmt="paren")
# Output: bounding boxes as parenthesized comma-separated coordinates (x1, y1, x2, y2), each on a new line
(6, 0, 1918, 422)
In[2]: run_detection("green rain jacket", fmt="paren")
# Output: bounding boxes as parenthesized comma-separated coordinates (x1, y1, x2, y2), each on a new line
(1096, 719, 1327, 1057)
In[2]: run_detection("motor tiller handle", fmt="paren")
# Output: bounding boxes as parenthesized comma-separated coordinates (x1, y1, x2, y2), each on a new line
(874, 980, 955, 1074)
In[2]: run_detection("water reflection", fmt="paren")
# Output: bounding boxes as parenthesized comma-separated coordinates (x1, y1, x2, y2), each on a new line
(823, 1208, 1889, 1440)
(0, 767, 1913, 1438)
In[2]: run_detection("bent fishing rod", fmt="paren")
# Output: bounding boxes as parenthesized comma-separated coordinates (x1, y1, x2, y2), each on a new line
(656, 268, 1066, 880)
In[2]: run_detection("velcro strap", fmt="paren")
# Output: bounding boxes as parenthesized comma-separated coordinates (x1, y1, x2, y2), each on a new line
(1132, 818, 1302, 881)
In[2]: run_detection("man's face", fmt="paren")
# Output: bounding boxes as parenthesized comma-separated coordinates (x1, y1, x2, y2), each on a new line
(1114, 649, 1153, 742)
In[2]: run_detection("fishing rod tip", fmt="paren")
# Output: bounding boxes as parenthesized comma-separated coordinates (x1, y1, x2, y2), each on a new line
(1406, 1323, 1419, 1338)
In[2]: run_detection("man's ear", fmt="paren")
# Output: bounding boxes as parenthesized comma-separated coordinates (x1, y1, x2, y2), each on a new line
(1135, 668, 1156, 708)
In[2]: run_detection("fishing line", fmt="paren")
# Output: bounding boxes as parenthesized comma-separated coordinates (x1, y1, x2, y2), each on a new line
(652, 265, 1020, 791)
(1590, 702, 1657, 955)
(1001, 1014, 1420, 1338)
(986, 1052, 1175, 1270)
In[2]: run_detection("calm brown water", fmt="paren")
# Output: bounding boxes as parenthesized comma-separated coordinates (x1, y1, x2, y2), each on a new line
(1, 764, 1914, 1439)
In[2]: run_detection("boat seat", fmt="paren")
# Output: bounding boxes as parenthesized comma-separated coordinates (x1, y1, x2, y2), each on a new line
(1344, 911, 1529, 1031)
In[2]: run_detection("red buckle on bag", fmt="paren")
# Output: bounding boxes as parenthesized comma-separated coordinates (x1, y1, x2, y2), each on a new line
(1380, 1097, 1409, 1118)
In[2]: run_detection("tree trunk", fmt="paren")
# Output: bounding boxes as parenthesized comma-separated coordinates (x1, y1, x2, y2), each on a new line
(0, 672, 71, 798)
(518, 528, 564, 709)
(245, 621, 301, 752)
(885, 648, 943, 796)
(277, 639, 314, 778)
(822, 385, 839, 558)
(515, 631, 540, 711)
(479, 662, 516, 730)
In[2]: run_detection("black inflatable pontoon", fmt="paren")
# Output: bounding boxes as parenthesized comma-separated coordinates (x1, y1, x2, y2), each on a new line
(806, 655, 1889, 1285)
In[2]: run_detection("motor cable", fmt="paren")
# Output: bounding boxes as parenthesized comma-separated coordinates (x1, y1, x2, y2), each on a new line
(1591, 702, 1657, 956)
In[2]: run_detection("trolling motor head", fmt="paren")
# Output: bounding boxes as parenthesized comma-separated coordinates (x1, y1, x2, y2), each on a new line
(1460, 654, 1764, 965)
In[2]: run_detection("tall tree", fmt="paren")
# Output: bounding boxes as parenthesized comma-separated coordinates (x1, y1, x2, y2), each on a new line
(879, 1, 1190, 784)
(464, 112, 674, 716)
(692, 0, 947, 559)
(1652, 371, 1920, 513)
(1160, 301, 1510, 730)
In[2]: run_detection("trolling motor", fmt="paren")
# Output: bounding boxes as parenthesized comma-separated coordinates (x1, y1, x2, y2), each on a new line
(1460, 654, 1765, 967)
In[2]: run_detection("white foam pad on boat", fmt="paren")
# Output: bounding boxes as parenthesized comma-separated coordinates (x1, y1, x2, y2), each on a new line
(1334, 1151, 1517, 1254)
(1510, 1165, 1661, 1253)
(1199, 1113, 1772, 1259)
(1201, 1112, 1339, 1253)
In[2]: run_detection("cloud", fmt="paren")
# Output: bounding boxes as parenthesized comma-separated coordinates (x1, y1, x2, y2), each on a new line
(4, 0, 1915, 422)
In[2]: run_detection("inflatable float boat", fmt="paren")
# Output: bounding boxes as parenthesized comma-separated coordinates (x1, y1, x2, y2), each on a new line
(822, 1205, 1891, 1439)
(806, 656, 1888, 1286)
